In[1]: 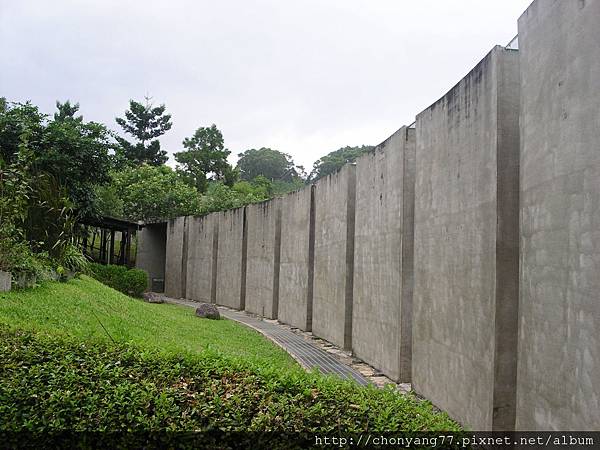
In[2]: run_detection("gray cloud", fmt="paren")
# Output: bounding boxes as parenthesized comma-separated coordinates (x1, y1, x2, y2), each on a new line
(0, 0, 531, 169)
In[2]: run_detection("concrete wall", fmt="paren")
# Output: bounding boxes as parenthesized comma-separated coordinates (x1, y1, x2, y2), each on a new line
(413, 46, 520, 430)
(215, 207, 247, 309)
(516, 0, 600, 430)
(278, 186, 315, 330)
(185, 215, 218, 303)
(164, 216, 188, 299)
(352, 126, 415, 382)
(312, 164, 356, 349)
(244, 199, 282, 318)
(136, 222, 167, 292)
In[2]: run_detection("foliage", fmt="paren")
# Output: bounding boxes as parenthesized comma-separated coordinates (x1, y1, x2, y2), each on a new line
(53, 100, 82, 122)
(309, 145, 374, 181)
(0, 101, 113, 217)
(89, 263, 147, 297)
(0, 278, 459, 438)
(115, 96, 172, 166)
(56, 242, 89, 275)
(236, 147, 302, 182)
(98, 165, 202, 222)
(199, 180, 270, 214)
(174, 124, 234, 193)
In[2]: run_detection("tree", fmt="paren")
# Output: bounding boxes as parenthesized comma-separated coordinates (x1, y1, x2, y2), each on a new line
(309, 145, 374, 181)
(54, 100, 82, 122)
(199, 178, 271, 214)
(236, 147, 301, 182)
(98, 165, 202, 222)
(174, 124, 234, 193)
(115, 96, 172, 166)
(0, 101, 113, 218)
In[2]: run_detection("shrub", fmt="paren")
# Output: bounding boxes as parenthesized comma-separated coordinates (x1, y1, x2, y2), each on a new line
(89, 263, 147, 297)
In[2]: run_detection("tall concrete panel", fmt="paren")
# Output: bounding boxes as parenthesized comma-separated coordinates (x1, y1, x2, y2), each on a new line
(136, 222, 167, 292)
(413, 46, 520, 430)
(352, 126, 415, 382)
(517, 0, 600, 431)
(278, 187, 315, 330)
(164, 216, 188, 299)
(244, 199, 282, 318)
(313, 164, 356, 350)
(215, 207, 246, 309)
(185, 214, 218, 303)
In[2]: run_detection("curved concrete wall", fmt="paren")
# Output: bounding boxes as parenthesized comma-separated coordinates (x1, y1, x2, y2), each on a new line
(413, 46, 520, 431)
(278, 187, 315, 331)
(352, 126, 415, 382)
(137, 0, 598, 431)
(244, 199, 281, 319)
(517, 0, 600, 431)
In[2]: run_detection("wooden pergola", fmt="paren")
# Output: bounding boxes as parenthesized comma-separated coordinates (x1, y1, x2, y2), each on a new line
(77, 216, 141, 267)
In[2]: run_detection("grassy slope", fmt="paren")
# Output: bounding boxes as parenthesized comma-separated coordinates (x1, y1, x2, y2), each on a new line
(0, 276, 460, 434)
(0, 276, 298, 374)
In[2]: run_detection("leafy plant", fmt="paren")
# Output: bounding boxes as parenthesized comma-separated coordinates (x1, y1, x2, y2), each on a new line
(89, 263, 147, 297)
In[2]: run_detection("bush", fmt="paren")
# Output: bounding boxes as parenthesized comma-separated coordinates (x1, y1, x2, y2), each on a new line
(0, 326, 460, 444)
(89, 263, 147, 297)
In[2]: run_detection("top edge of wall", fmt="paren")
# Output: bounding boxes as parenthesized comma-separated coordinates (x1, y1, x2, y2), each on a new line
(517, 0, 546, 25)
(415, 45, 511, 120)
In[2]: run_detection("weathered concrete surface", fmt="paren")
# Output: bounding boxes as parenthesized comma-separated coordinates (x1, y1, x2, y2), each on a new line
(164, 217, 188, 299)
(313, 164, 356, 350)
(0, 271, 11, 292)
(136, 222, 167, 292)
(278, 187, 315, 330)
(185, 214, 218, 303)
(516, 0, 600, 431)
(215, 207, 246, 309)
(413, 46, 520, 430)
(244, 199, 282, 319)
(352, 126, 415, 382)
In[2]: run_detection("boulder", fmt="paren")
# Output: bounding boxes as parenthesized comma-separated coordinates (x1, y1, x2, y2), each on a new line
(143, 292, 164, 304)
(195, 303, 220, 320)
(0, 271, 11, 292)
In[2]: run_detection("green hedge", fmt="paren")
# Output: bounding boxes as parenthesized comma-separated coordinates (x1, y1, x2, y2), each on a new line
(89, 263, 147, 297)
(0, 326, 460, 444)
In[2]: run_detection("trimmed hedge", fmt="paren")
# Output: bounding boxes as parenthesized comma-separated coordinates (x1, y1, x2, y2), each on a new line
(0, 327, 460, 439)
(89, 263, 147, 297)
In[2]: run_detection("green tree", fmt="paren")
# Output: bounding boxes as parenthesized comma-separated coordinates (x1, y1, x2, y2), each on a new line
(99, 165, 202, 222)
(309, 145, 373, 181)
(0, 101, 113, 218)
(115, 96, 172, 166)
(236, 147, 301, 182)
(199, 178, 270, 214)
(174, 124, 234, 193)
(54, 100, 82, 122)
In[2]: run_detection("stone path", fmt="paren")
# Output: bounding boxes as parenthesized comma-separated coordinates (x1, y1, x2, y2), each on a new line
(163, 298, 370, 386)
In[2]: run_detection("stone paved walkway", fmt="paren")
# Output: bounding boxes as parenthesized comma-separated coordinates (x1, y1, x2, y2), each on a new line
(163, 298, 370, 386)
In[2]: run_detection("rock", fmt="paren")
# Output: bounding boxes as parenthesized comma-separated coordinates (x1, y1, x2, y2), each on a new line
(0, 271, 11, 292)
(143, 292, 164, 304)
(195, 303, 220, 320)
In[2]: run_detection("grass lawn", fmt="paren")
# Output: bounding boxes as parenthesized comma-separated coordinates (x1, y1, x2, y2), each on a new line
(0, 276, 460, 443)
(0, 276, 298, 374)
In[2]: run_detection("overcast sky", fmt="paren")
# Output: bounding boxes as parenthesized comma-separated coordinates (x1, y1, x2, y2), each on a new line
(1, 0, 531, 170)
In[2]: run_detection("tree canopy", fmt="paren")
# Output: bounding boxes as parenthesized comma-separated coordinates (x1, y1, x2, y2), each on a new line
(115, 97, 172, 166)
(174, 124, 235, 193)
(236, 147, 303, 182)
(308, 145, 373, 181)
(0, 101, 113, 218)
(97, 165, 202, 222)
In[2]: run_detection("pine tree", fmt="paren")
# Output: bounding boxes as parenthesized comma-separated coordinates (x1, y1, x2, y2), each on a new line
(115, 96, 172, 166)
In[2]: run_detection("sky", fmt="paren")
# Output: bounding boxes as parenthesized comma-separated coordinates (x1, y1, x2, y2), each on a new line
(0, 0, 532, 170)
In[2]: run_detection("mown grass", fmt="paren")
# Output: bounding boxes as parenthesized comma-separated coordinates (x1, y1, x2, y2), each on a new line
(0, 276, 460, 441)
(0, 276, 298, 374)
